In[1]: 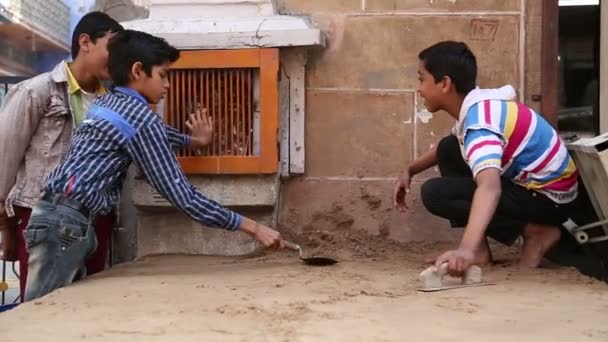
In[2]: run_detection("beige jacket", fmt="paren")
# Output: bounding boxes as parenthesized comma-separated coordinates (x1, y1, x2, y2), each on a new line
(0, 61, 77, 216)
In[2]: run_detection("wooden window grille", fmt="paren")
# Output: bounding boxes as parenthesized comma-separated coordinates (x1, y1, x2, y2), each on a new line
(162, 49, 279, 174)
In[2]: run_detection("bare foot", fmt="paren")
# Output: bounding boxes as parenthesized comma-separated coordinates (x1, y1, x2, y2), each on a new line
(519, 223, 561, 268)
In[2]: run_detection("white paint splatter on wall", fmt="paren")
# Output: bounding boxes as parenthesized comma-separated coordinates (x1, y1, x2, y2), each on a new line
(416, 108, 433, 124)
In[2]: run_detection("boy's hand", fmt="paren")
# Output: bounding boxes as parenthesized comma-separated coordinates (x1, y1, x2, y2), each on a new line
(434, 248, 475, 277)
(393, 170, 412, 213)
(186, 108, 213, 147)
(252, 224, 284, 249)
(239, 217, 283, 249)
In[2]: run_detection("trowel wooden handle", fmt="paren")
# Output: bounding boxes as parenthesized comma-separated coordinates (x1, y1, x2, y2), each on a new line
(436, 262, 481, 283)
(419, 263, 482, 289)
(435, 262, 449, 276)
(282, 240, 301, 252)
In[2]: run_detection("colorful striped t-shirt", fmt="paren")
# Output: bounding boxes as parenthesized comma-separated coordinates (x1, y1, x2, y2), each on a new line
(461, 100, 578, 204)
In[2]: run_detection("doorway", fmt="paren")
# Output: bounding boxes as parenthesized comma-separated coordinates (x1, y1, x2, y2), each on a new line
(553, 0, 601, 136)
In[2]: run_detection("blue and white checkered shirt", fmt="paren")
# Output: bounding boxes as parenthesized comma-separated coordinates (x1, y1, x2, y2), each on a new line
(46, 87, 242, 231)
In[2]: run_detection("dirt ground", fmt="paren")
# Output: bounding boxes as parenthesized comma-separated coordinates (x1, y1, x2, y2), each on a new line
(1, 228, 608, 342)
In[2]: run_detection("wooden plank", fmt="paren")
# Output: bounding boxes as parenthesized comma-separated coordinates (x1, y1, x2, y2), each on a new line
(247, 68, 253, 156)
(226, 70, 236, 156)
(252, 70, 261, 156)
(211, 70, 218, 155)
(168, 71, 175, 134)
(240, 70, 246, 156)
(221, 157, 273, 174)
(236, 70, 241, 156)
(176, 70, 182, 156)
(180, 70, 186, 156)
(258, 48, 280, 173)
(204, 71, 210, 155)
(172, 50, 260, 69)
(284, 50, 307, 174)
(178, 156, 275, 174)
(278, 53, 291, 178)
(187, 69, 194, 157)
(179, 156, 220, 174)
(223, 69, 229, 155)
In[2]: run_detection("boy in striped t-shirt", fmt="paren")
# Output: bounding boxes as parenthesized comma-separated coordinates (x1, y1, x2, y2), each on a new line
(393, 41, 578, 276)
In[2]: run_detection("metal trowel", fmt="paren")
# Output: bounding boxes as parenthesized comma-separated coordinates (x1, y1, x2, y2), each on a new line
(418, 262, 493, 292)
(283, 240, 338, 266)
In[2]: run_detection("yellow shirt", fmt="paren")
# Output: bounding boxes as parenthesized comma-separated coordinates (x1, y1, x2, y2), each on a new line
(65, 64, 106, 126)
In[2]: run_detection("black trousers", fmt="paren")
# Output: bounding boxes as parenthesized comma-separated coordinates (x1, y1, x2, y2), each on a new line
(421, 135, 569, 246)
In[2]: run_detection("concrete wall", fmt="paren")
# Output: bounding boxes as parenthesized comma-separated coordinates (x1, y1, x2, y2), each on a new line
(93, 0, 149, 22)
(277, 0, 543, 242)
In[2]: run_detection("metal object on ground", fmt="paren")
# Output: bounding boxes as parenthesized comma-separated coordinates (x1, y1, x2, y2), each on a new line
(282, 240, 338, 266)
(572, 219, 608, 244)
(418, 262, 493, 292)
(567, 134, 608, 245)
(0, 303, 18, 313)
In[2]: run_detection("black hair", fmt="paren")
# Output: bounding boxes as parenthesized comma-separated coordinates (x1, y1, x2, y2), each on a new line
(107, 30, 180, 86)
(418, 41, 477, 95)
(71, 11, 123, 59)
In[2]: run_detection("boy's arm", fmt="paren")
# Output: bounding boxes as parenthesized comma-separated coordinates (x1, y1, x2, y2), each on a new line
(459, 168, 501, 251)
(459, 128, 504, 250)
(435, 128, 504, 275)
(163, 124, 191, 149)
(128, 120, 240, 230)
(0, 86, 43, 208)
(127, 120, 281, 247)
(407, 145, 438, 175)
(393, 143, 438, 212)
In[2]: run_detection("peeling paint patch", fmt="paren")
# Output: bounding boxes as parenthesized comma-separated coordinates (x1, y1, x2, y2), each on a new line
(416, 108, 433, 124)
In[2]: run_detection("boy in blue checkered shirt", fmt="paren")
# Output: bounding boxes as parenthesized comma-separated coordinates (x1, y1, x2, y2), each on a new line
(24, 30, 284, 301)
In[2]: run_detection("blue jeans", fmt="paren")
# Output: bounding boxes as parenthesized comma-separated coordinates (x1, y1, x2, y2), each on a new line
(24, 197, 97, 301)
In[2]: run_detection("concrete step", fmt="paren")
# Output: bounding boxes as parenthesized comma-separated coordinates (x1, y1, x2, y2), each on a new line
(127, 174, 280, 258)
(131, 174, 278, 209)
